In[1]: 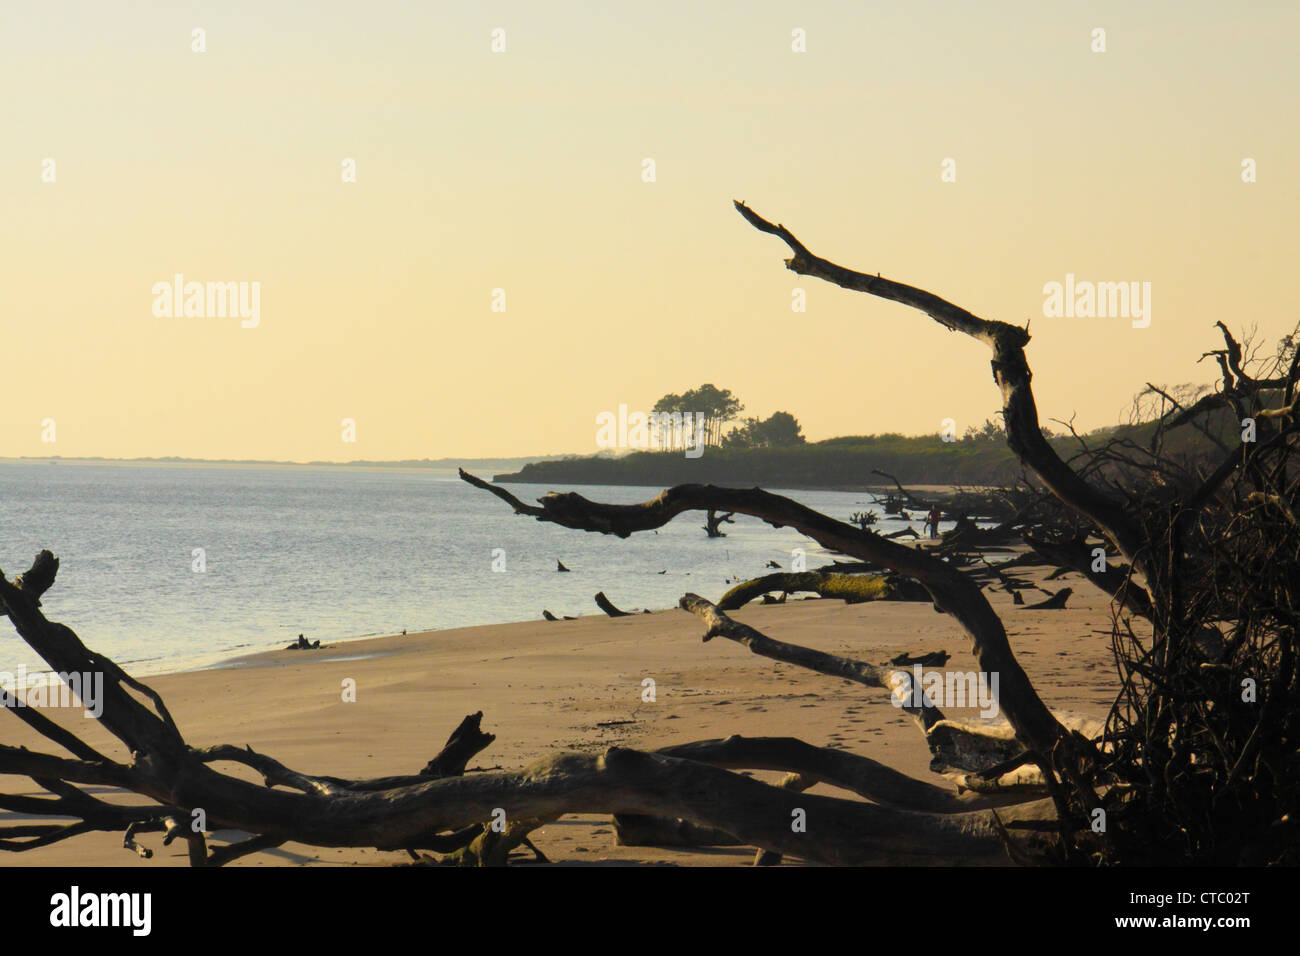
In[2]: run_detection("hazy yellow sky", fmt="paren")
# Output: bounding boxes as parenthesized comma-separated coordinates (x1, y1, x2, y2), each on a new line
(3, 1, 1296, 461)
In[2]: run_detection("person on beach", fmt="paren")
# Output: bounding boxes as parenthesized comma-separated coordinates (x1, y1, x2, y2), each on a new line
(927, 505, 942, 539)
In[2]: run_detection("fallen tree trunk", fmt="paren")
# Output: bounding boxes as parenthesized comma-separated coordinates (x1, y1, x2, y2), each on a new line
(716, 571, 892, 609)
(613, 813, 742, 847)
(459, 468, 1073, 790)
(677, 594, 1062, 783)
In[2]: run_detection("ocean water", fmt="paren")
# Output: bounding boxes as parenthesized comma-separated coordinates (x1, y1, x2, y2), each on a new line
(0, 461, 928, 677)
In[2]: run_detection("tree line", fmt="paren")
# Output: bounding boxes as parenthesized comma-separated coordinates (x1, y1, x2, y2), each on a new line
(651, 383, 805, 450)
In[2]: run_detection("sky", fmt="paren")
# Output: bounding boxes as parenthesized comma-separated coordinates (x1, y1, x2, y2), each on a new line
(2, 0, 1297, 461)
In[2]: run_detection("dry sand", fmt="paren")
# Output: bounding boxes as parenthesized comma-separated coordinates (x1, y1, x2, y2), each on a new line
(1, 564, 1118, 867)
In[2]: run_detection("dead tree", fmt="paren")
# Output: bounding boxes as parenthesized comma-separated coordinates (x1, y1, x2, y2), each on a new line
(3, 202, 1293, 865)
(703, 509, 735, 538)
(871, 469, 930, 509)
(716, 571, 902, 609)
(453, 202, 1297, 863)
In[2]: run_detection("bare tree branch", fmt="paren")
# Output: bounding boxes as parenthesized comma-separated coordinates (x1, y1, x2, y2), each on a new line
(734, 200, 1146, 568)
(461, 468, 1067, 762)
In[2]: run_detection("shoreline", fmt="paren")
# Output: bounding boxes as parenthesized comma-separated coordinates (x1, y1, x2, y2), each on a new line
(10, 537, 982, 684)
(0, 558, 1121, 867)
(2, 456, 983, 496)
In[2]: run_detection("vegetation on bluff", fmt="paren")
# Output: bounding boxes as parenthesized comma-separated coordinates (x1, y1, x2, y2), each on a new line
(497, 412, 1235, 490)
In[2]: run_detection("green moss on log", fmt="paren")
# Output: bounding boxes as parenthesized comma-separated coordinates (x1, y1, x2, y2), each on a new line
(716, 572, 892, 610)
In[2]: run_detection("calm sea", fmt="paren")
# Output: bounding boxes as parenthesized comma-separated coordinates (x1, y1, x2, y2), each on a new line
(0, 461, 920, 677)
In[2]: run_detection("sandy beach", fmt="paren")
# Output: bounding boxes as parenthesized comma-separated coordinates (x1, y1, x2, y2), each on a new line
(1, 562, 1118, 867)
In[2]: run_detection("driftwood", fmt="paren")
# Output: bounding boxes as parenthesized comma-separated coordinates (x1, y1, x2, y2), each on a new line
(678, 594, 1056, 784)
(703, 509, 735, 538)
(871, 469, 930, 509)
(447, 202, 1198, 857)
(986, 551, 1053, 572)
(733, 200, 1145, 568)
(594, 591, 632, 617)
(450, 208, 1295, 864)
(754, 771, 817, 865)
(421, 713, 495, 776)
(2, 546, 1086, 868)
(0, 550, 1075, 866)
(940, 515, 1020, 550)
(1019, 588, 1073, 611)
(1023, 533, 1151, 619)
(456, 468, 1071, 788)
(822, 560, 879, 573)
(716, 571, 891, 609)
(890, 651, 951, 667)
(613, 813, 742, 847)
